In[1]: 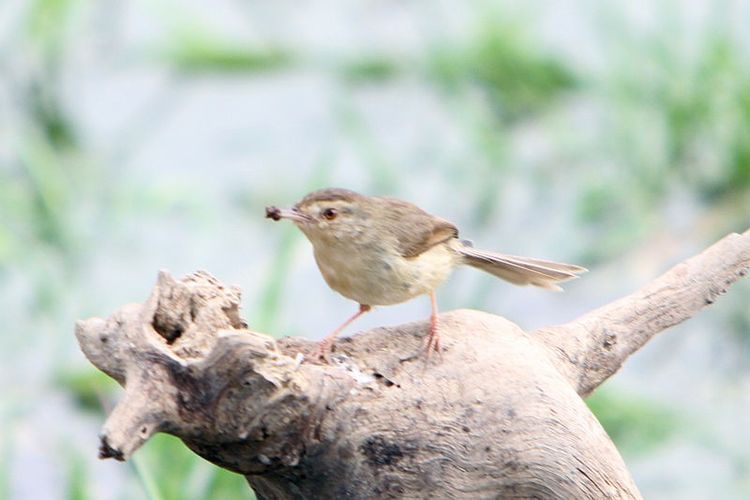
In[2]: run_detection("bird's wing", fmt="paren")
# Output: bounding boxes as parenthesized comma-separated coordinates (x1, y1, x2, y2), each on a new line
(377, 197, 459, 258)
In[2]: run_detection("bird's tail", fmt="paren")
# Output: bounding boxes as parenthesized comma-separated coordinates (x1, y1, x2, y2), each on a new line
(458, 245, 587, 291)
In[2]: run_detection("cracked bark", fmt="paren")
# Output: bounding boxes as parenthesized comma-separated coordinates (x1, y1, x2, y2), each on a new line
(75, 229, 749, 499)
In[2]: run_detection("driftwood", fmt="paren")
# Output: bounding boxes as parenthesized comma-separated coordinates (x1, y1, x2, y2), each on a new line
(75, 229, 749, 499)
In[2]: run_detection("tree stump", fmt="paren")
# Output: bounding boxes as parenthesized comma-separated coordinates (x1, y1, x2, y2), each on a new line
(75, 229, 749, 499)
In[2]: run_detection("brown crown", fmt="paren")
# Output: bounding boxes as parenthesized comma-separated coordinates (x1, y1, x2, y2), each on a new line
(295, 187, 362, 208)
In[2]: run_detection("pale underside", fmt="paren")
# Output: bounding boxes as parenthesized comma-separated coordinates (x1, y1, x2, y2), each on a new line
(312, 239, 459, 305)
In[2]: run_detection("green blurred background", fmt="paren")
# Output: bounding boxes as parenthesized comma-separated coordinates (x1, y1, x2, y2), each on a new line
(1, 0, 749, 498)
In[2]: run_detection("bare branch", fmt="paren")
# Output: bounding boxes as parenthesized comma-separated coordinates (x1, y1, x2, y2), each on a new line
(536, 229, 750, 396)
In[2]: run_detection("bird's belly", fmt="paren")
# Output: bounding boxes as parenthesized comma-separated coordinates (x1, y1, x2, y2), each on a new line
(313, 244, 456, 306)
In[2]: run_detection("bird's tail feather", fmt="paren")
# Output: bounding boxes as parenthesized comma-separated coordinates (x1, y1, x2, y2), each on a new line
(458, 246, 587, 291)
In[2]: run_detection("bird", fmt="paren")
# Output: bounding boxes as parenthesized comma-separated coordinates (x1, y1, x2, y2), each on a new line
(266, 187, 586, 360)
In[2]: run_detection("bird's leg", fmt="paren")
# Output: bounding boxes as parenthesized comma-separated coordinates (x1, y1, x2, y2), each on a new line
(424, 291, 442, 358)
(317, 303, 371, 361)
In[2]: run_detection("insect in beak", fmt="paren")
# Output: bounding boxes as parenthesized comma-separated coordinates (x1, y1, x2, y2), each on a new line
(265, 206, 313, 224)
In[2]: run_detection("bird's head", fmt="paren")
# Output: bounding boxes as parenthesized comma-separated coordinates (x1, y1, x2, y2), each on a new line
(266, 188, 371, 245)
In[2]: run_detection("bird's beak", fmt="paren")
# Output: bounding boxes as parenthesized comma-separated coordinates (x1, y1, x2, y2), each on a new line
(265, 206, 313, 224)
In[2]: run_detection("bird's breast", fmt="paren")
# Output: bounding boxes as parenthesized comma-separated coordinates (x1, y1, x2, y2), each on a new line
(312, 241, 458, 306)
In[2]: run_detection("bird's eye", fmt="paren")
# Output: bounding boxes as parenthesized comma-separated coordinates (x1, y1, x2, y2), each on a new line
(321, 207, 338, 220)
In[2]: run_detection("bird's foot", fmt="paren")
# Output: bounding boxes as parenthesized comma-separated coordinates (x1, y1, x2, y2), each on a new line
(315, 339, 334, 364)
(423, 317, 442, 360)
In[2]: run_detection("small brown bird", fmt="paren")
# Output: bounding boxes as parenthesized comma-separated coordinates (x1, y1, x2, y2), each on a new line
(266, 188, 586, 359)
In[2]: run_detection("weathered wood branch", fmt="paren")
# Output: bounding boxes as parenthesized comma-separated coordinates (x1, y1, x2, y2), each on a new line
(536, 228, 750, 396)
(75, 229, 749, 499)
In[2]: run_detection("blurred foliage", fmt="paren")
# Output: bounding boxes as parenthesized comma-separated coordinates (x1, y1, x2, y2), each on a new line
(133, 435, 250, 500)
(429, 21, 576, 121)
(607, 31, 750, 202)
(3, 136, 87, 314)
(0, 429, 8, 500)
(574, 176, 654, 265)
(460, 107, 510, 227)
(339, 53, 402, 84)
(587, 387, 681, 457)
(162, 26, 291, 74)
(254, 221, 302, 334)
(570, 20, 750, 263)
(2, 0, 87, 288)
(25, 0, 80, 55)
(27, 79, 78, 150)
(16, 139, 76, 255)
(58, 369, 119, 414)
(65, 451, 89, 500)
